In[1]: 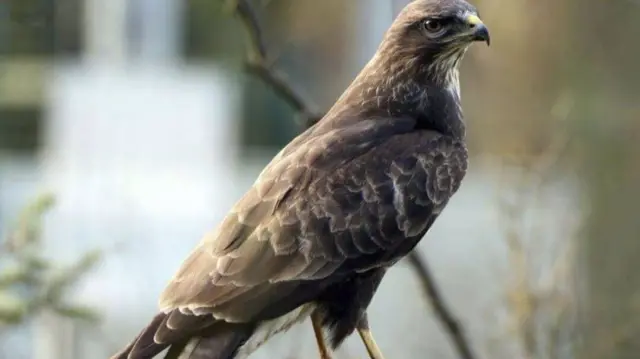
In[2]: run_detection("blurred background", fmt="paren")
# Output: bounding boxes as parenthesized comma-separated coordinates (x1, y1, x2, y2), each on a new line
(0, 0, 639, 358)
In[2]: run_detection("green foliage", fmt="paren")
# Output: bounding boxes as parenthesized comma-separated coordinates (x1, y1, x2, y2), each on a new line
(5, 0, 54, 55)
(0, 193, 102, 326)
(184, 0, 245, 60)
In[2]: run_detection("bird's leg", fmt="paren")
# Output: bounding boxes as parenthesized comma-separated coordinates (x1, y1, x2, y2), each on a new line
(357, 313, 386, 359)
(311, 311, 332, 359)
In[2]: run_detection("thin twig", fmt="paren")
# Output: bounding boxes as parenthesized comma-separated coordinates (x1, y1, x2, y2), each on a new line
(244, 62, 319, 122)
(407, 252, 478, 359)
(234, 0, 267, 59)
(229, 2, 477, 359)
(232, 0, 321, 124)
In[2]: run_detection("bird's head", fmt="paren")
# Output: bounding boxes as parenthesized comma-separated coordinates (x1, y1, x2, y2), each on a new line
(376, 0, 489, 85)
(328, 0, 489, 137)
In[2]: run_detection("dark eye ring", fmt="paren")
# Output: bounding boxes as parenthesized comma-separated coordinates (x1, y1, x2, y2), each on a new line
(423, 19, 444, 34)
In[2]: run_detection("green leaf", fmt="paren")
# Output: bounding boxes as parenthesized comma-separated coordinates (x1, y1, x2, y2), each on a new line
(44, 249, 102, 303)
(0, 264, 31, 288)
(4, 192, 56, 250)
(53, 304, 100, 323)
(0, 292, 27, 324)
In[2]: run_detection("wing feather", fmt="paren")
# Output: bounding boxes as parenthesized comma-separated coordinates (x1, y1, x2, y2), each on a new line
(158, 118, 467, 327)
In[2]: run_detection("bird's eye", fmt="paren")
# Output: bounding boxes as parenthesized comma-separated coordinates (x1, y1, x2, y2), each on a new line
(422, 19, 445, 35)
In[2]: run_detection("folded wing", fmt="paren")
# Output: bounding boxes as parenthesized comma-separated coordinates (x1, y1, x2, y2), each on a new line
(154, 117, 467, 344)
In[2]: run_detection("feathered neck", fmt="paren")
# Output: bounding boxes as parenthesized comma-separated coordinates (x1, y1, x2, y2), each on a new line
(325, 48, 467, 140)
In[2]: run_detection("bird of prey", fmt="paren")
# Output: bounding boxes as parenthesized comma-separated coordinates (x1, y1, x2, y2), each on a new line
(112, 0, 489, 358)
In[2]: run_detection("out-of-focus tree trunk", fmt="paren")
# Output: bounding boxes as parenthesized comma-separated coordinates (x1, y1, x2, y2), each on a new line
(581, 129, 640, 358)
(573, 1, 640, 358)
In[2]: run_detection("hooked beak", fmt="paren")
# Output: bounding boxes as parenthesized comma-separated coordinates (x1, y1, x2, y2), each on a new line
(464, 14, 490, 46)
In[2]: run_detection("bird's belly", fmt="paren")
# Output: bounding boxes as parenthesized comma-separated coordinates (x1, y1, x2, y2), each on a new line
(234, 303, 315, 359)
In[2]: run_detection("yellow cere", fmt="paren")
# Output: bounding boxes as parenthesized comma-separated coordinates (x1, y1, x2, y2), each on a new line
(465, 14, 484, 26)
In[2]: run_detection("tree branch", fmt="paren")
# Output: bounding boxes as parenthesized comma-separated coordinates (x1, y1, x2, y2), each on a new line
(233, 0, 322, 125)
(407, 252, 477, 359)
(234, 0, 267, 60)
(228, 1, 477, 358)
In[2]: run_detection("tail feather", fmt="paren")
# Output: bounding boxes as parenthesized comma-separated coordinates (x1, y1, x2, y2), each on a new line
(111, 313, 171, 359)
(167, 323, 255, 359)
(112, 312, 255, 359)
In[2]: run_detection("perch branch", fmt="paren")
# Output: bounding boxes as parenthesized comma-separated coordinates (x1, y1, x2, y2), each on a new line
(228, 1, 477, 359)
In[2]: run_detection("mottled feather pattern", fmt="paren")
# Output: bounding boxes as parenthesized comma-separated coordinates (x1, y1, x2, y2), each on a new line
(158, 119, 467, 322)
(111, 0, 485, 357)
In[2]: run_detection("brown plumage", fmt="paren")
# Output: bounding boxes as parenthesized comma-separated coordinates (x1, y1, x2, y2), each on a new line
(111, 0, 489, 358)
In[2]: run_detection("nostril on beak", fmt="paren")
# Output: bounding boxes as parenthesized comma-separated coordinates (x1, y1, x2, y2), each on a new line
(464, 14, 483, 29)
(463, 14, 490, 46)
